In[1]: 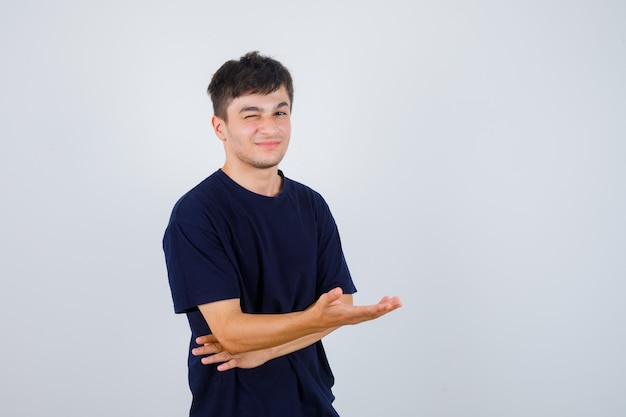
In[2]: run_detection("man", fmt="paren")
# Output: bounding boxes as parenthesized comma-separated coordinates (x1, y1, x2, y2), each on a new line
(163, 51, 402, 417)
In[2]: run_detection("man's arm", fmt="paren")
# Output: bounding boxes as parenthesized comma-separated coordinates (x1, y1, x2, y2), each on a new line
(193, 294, 352, 371)
(194, 326, 339, 371)
(198, 287, 401, 354)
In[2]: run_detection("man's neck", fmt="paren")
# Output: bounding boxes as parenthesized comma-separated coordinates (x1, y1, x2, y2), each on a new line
(221, 164, 283, 197)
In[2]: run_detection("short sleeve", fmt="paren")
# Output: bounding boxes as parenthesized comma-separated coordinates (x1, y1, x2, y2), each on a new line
(314, 196, 357, 296)
(163, 201, 241, 314)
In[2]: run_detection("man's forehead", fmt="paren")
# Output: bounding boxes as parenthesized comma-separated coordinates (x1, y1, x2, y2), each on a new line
(228, 88, 290, 111)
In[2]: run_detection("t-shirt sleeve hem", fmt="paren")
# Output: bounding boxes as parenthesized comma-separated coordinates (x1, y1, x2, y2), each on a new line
(173, 290, 241, 314)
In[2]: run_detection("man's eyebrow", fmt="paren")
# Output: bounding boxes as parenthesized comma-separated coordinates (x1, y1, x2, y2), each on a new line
(239, 102, 290, 113)
(239, 106, 261, 113)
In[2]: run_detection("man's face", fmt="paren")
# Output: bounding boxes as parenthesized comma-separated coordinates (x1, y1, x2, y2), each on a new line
(213, 86, 291, 172)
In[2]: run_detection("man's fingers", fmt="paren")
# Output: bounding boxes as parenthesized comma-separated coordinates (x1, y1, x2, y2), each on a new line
(201, 351, 232, 365)
(386, 296, 402, 310)
(391, 296, 402, 308)
(193, 334, 223, 356)
(351, 297, 403, 323)
(378, 295, 402, 309)
(195, 334, 219, 345)
(217, 359, 238, 371)
(192, 342, 223, 357)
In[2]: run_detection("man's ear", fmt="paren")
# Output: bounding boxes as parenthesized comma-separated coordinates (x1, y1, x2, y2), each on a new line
(212, 116, 227, 142)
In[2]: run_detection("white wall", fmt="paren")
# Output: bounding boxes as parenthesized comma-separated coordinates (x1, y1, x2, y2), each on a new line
(1, 1, 625, 416)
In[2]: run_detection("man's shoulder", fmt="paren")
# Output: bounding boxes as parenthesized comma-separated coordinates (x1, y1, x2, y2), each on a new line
(168, 170, 227, 221)
(283, 174, 326, 203)
(183, 170, 225, 198)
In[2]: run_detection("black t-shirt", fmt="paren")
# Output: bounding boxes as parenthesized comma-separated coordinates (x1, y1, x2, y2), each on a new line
(163, 169, 356, 417)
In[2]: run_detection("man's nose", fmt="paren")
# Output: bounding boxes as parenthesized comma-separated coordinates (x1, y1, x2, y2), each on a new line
(258, 116, 279, 135)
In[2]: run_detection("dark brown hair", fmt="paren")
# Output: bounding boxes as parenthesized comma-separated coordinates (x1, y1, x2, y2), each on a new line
(207, 51, 294, 120)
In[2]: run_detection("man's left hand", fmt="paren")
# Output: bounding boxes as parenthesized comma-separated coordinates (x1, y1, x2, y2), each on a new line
(192, 335, 271, 371)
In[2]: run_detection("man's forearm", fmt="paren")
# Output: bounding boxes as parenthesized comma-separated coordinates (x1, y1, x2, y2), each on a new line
(199, 288, 400, 355)
(199, 292, 351, 354)
(264, 326, 338, 359)
(193, 326, 340, 371)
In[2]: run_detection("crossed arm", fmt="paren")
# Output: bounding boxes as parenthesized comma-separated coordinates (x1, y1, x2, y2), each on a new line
(192, 287, 402, 371)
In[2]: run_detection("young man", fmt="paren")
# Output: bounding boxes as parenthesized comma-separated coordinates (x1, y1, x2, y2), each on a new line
(163, 51, 402, 417)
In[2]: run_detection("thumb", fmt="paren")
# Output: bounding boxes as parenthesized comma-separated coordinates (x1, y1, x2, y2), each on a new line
(327, 287, 343, 302)
(317, 287, 343, 306)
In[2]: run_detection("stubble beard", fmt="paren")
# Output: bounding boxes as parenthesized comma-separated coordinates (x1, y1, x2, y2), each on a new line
(245, 151, 286, 170)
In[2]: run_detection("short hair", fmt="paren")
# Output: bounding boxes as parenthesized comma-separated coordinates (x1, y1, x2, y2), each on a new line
(207, 51, 294, 120)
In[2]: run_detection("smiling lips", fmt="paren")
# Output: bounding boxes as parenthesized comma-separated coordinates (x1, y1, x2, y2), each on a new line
(256, 141, 281, 149)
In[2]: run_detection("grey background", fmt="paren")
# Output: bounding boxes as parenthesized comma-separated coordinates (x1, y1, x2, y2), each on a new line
(1, 1, 625, 416)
